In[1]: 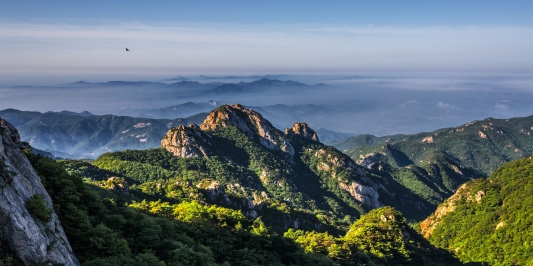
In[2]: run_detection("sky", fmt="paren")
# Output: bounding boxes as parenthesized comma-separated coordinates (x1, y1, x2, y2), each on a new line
(1, 1, 533, 85)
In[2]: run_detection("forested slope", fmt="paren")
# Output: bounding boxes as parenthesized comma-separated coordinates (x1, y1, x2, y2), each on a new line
(421, 157, 533, 265)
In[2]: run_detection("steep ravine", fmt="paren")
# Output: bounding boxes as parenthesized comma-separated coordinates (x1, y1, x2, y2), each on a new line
(0, 118, 80, 265)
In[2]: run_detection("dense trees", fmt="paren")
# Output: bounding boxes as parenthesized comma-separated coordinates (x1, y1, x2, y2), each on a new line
(22, 151, 464, 265)
(425, 157, 533, 265)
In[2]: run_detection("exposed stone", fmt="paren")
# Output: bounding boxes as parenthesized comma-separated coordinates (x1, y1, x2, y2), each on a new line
(420, 183, 470, 238)
(422, 136, 434, 143)
(285, 122, 319, 142)
(200, 104, 294, 156)
(357, 152, 384, 170)
(106, 176, 129, 193)
(474, 190, 485, 203)
(339, 181, 381, 209)
(496, 221, 505, 230)
(161, 124, 212, 158)
(0, 118, 80, 265)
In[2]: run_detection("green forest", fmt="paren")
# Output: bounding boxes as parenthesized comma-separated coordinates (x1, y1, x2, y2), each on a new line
(424, 157, 533, 265)
(0, 151, 461, 265)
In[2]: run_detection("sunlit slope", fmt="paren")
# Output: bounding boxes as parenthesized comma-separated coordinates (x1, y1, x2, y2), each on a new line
(420, 157, 533, 265)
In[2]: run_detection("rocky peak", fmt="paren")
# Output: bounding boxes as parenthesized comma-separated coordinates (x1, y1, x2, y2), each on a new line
(286, 122, 320, 142)
(200, 104, 294, 155)
(161, 124, 212, 158)
(0, 118, 80, 265)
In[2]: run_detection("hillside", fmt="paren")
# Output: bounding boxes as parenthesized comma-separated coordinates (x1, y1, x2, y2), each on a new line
(80, 104, 482, 228)
(420, 157, 533, 265)
(336, 115, 533, 176)
(11, 151, 459, 265)
(2, 106, 459, 265)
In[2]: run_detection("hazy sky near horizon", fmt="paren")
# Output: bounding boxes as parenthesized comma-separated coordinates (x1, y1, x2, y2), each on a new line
(1, 1, 533, 85)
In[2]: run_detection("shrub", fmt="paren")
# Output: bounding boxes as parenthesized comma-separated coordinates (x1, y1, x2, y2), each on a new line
(26, 194, 53, 222)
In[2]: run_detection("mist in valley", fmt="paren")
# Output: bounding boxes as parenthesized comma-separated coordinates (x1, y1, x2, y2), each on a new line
(1, 72, 532, 137)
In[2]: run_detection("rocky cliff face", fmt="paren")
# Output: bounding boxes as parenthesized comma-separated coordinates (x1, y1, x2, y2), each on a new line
(286, 122, 319, 142)
(0, 118, 80, 265)
(312, 148, 383, 208)
(161, 124, 212, 157)
(200, 104, 294, 156)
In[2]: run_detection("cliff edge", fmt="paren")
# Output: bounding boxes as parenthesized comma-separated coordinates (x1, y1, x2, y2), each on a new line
(0, 118, 80, 265)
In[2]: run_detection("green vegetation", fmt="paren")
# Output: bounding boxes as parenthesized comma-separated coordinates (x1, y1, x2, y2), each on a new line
(27, 151, 341, 265)
(24, 149, 462, 265)
(424, 157, 533, 265)
(0, 239, 23, 266)
(284, 207, 461, 266)
(91, 126, 366, 232)
(0, 160, 14, 185)
(339, 116, 533, 176)
(329, 116, 533, 220)
(25, 194, 53, 222)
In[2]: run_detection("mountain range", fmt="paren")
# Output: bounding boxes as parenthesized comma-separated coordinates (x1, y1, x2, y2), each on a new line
(2, 103, 532, 265)
(0, 107, 355, 159)
(334, 115, 533, 176)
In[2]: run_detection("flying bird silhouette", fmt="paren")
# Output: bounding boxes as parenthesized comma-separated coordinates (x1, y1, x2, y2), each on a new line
(125, 48, 129, 51)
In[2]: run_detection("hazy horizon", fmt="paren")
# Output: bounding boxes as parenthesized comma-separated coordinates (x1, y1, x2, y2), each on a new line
(1, 1, 532, 136)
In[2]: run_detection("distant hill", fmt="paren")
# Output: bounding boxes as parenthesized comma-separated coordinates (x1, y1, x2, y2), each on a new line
(0, 109, 206, 159)
(334, 115, 533, 176)
(315, 128, 357, 143)
(209, 78, 314, 94)
(421, 157, 533, 265)
(132, 101, 218, 119)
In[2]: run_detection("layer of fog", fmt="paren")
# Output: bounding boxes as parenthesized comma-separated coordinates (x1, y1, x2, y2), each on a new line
(1, 72, 532, 136)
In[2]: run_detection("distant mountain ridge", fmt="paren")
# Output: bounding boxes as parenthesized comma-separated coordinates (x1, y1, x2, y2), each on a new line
(334, 115, 533, 176)
(0, 105, 353, 158)
(0, 109, 206, 159)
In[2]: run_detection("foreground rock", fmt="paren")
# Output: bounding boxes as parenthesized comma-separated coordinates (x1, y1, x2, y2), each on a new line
(0, 118, 80, 265)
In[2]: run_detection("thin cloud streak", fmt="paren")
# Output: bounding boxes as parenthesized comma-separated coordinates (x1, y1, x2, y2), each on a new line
(1, 23, 532, 76)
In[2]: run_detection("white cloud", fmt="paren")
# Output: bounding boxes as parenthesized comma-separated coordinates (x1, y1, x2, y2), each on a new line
(437, 102, 455, 109)
(400, 100, 418, 108)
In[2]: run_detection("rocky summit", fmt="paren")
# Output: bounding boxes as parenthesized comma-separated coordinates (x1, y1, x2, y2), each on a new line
(286, 122, 320, 142)
(159, 104, 387, 220)
(161, 124, 212, 158)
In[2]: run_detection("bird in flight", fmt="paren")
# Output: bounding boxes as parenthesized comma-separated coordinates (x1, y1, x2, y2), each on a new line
(126, 48, 130, 51)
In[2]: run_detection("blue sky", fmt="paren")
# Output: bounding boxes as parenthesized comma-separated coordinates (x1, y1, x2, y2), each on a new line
(1, 1, 532, 84)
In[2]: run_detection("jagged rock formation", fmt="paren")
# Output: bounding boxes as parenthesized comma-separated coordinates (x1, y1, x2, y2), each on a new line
(0, 118, 80, 265)
(200, 104, 295, 156)
(162, 124, 212, 157)
(311, 148, 382, 208)
(286, 122, 320, 142)
(160, 104, 387, 211)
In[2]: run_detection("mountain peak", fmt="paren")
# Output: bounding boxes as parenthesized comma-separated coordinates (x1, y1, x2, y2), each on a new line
(286, 122, 320, 142)
(200, 104, 294, 155)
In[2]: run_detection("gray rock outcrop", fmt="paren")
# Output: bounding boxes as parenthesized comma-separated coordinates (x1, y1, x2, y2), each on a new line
(286, 122, 320, 142)
(0, 118, 80, 265)
(161, 124, 212, 158)
(200, 104, 294, 156)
